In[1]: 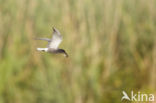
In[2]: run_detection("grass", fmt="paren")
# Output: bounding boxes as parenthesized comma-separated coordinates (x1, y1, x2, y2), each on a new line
(0, 0, 156, 103)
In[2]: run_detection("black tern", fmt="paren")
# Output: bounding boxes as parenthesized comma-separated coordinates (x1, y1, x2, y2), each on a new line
(35, 27, 68, 57)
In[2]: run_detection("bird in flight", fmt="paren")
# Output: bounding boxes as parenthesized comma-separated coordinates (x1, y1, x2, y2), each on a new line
(35, 27, 68, 57)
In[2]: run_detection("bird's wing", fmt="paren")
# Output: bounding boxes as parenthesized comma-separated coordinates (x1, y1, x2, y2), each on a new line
(35, 38, 51, 42)
(48, 27, 62, 49)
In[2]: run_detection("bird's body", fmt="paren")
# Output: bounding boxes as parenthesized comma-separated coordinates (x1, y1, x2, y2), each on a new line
(35, 27, 68, 57)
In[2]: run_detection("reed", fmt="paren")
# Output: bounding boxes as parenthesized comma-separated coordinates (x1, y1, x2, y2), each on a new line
(0, 0, 156, 103)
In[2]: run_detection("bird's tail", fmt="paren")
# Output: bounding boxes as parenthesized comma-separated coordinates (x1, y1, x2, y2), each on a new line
(37, 48, 48, 52)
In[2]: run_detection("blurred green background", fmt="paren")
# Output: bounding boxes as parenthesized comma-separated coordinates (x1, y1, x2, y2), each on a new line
(0, 0, 156, 103)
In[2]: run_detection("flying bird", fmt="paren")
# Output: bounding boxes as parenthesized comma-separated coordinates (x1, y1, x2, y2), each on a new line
(35, 27, 68, 57)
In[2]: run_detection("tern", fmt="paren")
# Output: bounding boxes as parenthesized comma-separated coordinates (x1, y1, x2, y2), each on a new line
(35, 27, 68, 57)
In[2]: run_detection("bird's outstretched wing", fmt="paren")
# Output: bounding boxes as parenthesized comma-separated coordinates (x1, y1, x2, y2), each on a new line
(48, 27, 62, 49)
(35, 38, 51, 42)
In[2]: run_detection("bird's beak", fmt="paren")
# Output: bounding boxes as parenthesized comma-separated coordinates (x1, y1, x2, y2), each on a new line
(64, 52, 68, 58)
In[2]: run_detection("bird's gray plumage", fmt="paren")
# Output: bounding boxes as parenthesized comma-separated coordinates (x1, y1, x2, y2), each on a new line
(35, 27, 68, 57)
(35, 38, 51, 42)
(48, 27, 62, 49)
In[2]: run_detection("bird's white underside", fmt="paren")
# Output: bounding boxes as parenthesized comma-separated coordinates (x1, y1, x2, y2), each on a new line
(37, 48, 48, 52)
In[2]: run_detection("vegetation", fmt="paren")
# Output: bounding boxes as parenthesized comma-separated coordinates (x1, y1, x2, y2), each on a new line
(0, 0, 156, 103)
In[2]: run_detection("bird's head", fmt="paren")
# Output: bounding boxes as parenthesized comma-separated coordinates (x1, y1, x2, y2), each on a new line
(57, 49, 68, 57)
